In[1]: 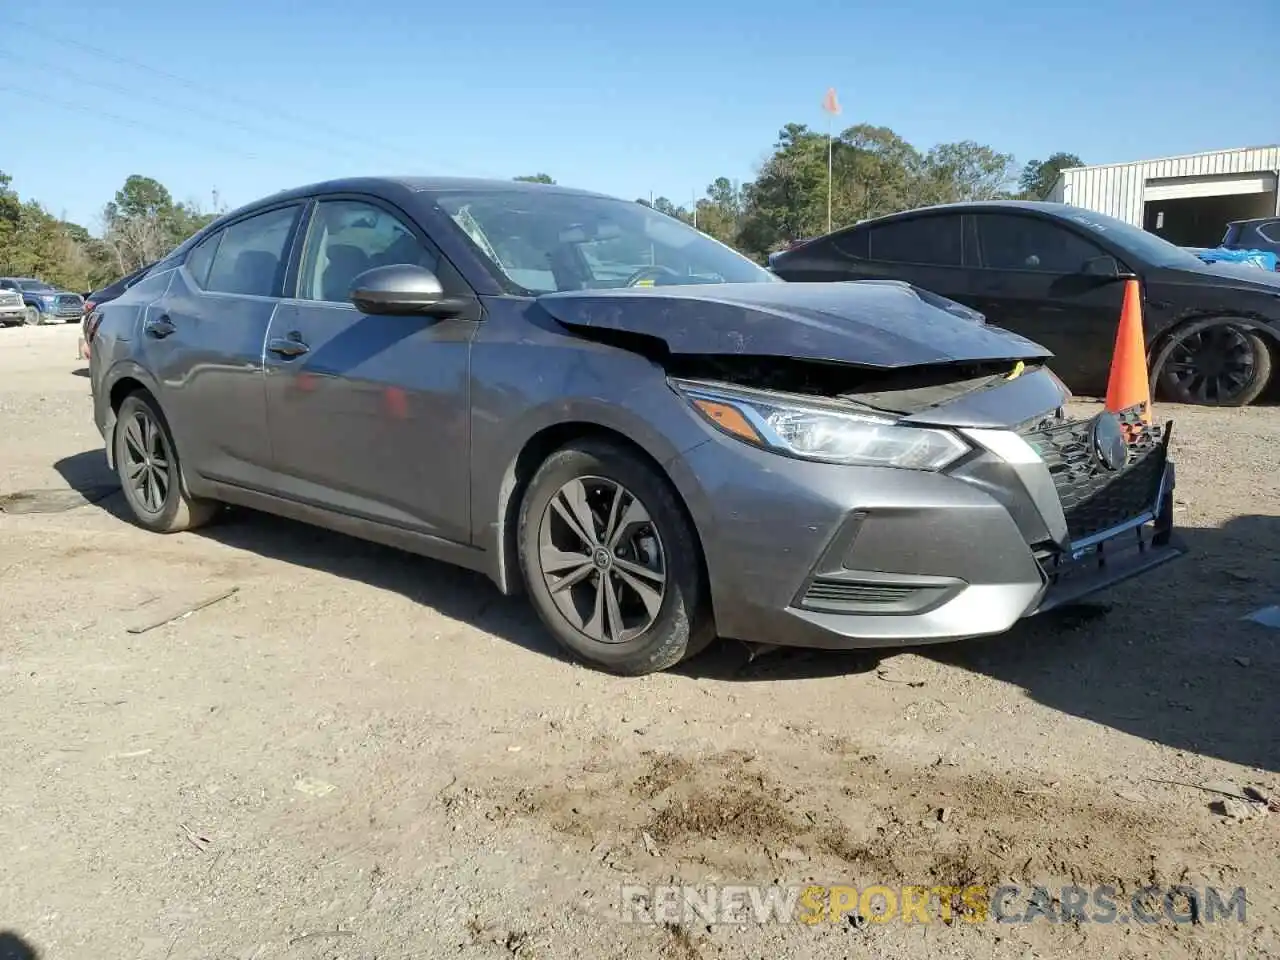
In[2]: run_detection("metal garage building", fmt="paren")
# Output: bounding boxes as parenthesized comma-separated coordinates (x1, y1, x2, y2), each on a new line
(1046, 145, 1280, 248)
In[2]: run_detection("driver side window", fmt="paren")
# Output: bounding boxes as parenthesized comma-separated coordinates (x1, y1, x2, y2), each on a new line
(298, 199, 438, 304)
(972, 213, 1105, 273)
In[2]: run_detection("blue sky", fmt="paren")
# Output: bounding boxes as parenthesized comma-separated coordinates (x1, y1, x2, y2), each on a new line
(1, 0, 1275, 231)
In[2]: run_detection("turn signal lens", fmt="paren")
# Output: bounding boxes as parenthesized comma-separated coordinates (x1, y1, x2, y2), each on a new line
(691, 398, 762, 443)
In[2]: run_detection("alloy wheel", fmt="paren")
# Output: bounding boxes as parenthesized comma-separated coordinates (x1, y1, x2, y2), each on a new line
(1163, 325, 1259, 403)
(122, 409, 173, 516)
(23, 306, 39, 326)
(537, 476, 667, 644)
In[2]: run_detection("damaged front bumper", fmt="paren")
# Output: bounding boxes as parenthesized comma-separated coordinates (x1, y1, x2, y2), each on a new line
(669, 392, 1182, 651)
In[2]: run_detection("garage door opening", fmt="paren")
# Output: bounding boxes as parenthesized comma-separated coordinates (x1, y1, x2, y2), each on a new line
(1144, 193, 1278, 247)
(1141, 171, 1279, 247)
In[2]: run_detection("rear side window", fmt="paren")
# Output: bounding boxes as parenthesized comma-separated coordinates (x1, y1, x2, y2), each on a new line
(868, 216, 962, 266)
(973, 214, 1105, 273)
(204, 206, 300, 297)
(185, 233, 222, 288)
(1257, 221, 1280, 244)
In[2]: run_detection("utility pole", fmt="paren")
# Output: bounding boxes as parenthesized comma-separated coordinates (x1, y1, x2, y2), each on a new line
(821, 87, 841, 235)
(827, 117, 833, 235)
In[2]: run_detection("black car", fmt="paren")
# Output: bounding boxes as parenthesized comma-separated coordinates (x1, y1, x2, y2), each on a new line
(770, 201, 1280, 406)
(1222, 217, 1280, 261)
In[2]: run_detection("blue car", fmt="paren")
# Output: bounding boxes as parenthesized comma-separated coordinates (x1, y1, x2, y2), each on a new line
(1223, 217, 1280, 259)
(0, 277, 85, 326)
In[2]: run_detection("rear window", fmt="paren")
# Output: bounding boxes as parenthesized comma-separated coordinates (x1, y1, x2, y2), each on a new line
(1222, 223, 1242, 246)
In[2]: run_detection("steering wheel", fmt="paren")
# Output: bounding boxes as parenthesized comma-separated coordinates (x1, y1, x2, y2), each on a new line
(623, 265, 682, 287)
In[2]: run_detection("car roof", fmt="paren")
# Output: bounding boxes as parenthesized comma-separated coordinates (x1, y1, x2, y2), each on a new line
(239, 175, 613, 209)
(833, 200, 1102, 232)
(1226, 217, 1279, 226)
(198, 176, 622, 246)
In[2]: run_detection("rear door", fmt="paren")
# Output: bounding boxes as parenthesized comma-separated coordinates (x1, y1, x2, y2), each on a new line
(261, 195, 475, 543)
(860, 213, 974, 303)
(775, 214, 974, 305)
(965, 212, 1126, 394)
(141, 203, 305, 490)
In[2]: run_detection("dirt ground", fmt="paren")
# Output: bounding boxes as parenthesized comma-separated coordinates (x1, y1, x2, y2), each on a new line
(1, 324, 1277, 960)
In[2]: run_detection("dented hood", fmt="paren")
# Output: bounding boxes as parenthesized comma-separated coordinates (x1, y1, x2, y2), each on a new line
(538, 280, 1052, 368)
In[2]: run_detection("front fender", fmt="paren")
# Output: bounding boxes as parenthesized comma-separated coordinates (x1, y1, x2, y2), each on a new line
(467, 333, 716, 591)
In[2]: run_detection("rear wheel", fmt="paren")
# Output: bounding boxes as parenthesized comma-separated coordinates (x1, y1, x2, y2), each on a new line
(1158, 322, 1272, 406)
(113, 392, 219, 533)
(518, 439, 714, 675)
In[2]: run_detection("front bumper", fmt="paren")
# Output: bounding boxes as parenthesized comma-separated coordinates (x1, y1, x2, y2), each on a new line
(670, 409, 1182, 651)
(0, 305, 25, 324)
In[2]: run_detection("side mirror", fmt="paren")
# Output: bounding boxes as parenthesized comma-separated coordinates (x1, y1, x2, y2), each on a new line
(1080, 255, 1136, 280)
(349, 264, 469, 318)
(1080, 255, 1119, 278)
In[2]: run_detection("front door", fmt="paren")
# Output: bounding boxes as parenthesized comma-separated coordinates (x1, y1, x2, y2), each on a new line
(965, 213, 1128, 394)
(262, 196, 475, 544)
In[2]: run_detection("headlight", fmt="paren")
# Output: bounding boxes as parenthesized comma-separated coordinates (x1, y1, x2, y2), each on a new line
(671, 379, 969, 470)
(39, 294, 56, 303)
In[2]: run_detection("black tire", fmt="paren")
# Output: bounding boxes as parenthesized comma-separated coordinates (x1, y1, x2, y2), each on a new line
(1157, 322, 1273, 407)
(517, 439, 714, 675)
(113, 391, 219, 533)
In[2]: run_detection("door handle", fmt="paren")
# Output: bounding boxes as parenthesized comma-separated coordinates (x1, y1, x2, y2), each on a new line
(144, 315, 175, 338)
(268, 335, 309, 358)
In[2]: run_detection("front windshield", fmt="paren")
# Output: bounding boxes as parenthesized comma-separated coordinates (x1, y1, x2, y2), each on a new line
(18, 280, 56, 292)
(1061, 208, 1205, 269)
(433, 190, 776, 294)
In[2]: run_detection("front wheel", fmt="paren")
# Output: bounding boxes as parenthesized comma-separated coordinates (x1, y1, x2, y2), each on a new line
(1157, 322, 1273, 406)
(113, 392, 219, 533)
(518, 439, 714, 675)
(23, 306, 39, 326)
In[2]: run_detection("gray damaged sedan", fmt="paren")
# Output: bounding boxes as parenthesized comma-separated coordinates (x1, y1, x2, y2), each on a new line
(88, 177, 1183, 674)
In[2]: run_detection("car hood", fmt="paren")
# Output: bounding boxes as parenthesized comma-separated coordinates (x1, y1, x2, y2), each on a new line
(1181, 258, 1280, 289)
(538, 280, 1052, 368)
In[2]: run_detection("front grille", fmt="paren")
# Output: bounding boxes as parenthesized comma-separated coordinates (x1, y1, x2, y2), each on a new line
(1020, 409, 1167, 542)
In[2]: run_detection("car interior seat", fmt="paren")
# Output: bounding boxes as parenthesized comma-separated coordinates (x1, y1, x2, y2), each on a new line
(321, 244, 371, 302)
(230, 250, 280, 296)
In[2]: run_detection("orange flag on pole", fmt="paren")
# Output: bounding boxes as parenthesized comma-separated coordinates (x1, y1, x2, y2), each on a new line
(822, 88, 841, 115)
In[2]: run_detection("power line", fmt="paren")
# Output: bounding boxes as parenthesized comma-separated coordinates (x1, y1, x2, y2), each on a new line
(0, 14, 495, 179)
(0, 47, 412, 171)
(0, 83, 261, 163)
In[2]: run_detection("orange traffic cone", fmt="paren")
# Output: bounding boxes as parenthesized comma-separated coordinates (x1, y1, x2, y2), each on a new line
(1104, 277, 1152, 424)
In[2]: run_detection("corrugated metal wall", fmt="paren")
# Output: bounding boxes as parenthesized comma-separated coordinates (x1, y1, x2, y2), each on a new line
(1049, 146, 1280, 224)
